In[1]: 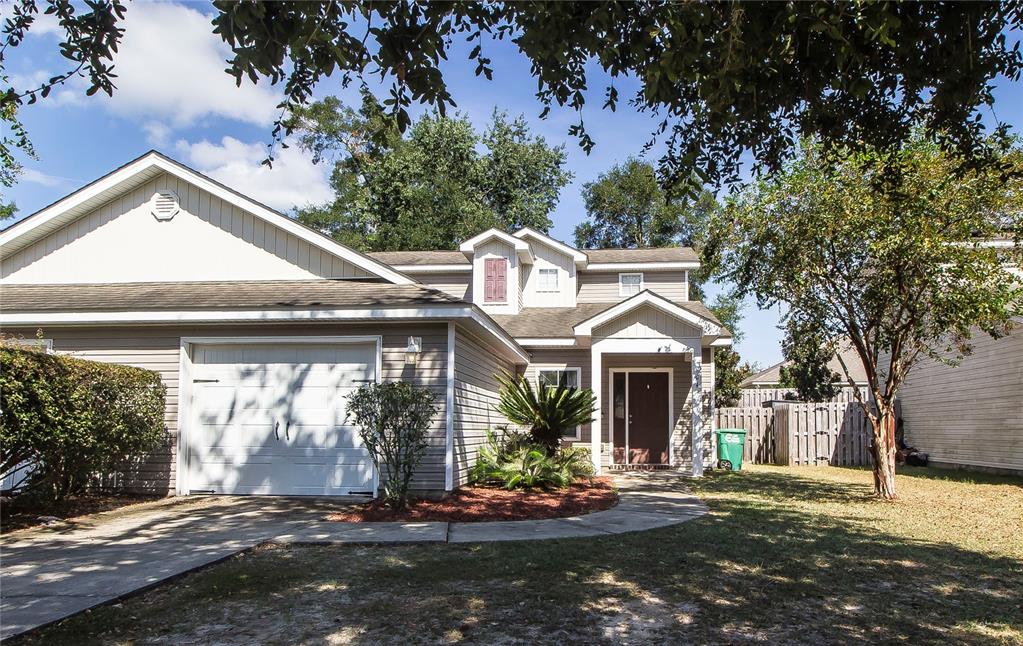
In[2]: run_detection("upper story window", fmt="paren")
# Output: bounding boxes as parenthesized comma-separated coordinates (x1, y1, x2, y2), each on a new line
(537, 268, 559, 292)
(484, 258, 508, 303)
(619, 272, 644, 296)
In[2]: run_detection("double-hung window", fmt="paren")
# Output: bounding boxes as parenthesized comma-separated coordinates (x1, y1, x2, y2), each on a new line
(619, 272, 644, 296)
(537, 367, 583, 439)
(537, 268, 559, 292)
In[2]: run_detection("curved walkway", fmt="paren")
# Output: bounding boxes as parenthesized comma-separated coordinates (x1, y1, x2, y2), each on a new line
(0, 473, 705, 640)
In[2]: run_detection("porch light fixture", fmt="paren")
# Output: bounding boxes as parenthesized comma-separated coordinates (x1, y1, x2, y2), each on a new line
(405, 336, 423, 365)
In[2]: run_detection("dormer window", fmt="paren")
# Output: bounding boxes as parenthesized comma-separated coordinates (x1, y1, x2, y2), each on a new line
(619, 272, 644, 296)
(484, 258, 508, 302)
(537, 268, 559, 292)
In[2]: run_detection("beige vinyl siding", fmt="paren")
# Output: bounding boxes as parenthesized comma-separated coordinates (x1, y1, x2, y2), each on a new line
(452, 326, 514, 486)
(2, 172, 373, 283)
(9, 322, 450, 494)
(593, 304, 703, 340)
(577, 270, 688, 303)
(522, 349, 593, 444)
(599, 354, 695, 471)
(897, 321, 1022, 474)
(406, 271, 471, 300)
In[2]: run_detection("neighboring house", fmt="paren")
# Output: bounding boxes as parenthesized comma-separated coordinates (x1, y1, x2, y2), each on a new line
(737, 344, 870, 406)
(0, 151, 731, 497)
(894, 319, 1022, 476)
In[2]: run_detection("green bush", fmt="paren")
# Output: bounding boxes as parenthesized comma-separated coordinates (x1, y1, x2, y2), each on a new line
(469, 427, 594, 490)
(0, 343, 167, 502)
(345, 381, 438, 509)
(495, 372, 596, 454)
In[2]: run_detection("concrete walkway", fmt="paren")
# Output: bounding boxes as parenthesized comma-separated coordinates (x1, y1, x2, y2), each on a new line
(0, 473, 705, 641)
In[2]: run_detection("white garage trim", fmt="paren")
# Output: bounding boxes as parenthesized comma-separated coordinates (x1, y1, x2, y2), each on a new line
(176, 335, 382, 496)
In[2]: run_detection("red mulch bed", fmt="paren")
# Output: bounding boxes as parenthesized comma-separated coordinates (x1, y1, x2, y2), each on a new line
(325, 477, 618, 523)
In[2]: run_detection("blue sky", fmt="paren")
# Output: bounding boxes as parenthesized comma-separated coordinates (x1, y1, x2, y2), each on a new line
(4, 2, 1022, 369)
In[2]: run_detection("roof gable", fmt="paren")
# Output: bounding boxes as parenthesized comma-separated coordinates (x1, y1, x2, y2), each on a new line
(0, 151, 413, 285)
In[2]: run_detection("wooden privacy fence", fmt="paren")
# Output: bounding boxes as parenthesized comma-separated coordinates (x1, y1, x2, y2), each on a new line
(715, 406, 775, 464)
(715, 401, 872, 467)
(736, 385, 870, 408)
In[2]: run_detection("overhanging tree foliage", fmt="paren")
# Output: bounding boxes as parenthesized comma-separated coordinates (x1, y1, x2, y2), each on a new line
(288, 92, 571, 251)
(778, 317, 841, 402)
(5, 1, 1022, 192)
(719, 135, 1023, 499)
(707, 293, 756, 408)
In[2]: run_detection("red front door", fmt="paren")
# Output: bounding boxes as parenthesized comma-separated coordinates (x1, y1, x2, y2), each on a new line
(613, 372, 670, 465)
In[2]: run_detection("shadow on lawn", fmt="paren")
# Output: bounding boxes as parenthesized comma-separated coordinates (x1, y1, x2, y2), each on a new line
(22, 469, 1023, 646)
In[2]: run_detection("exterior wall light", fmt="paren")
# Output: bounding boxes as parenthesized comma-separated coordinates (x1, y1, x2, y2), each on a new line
(405, 336, 423, 365)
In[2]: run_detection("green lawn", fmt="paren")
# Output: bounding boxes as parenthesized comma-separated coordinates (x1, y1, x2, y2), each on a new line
(24, 465, 1023, 645)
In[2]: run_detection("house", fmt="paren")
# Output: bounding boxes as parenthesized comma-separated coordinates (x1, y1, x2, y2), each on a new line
(737, 344, 870, 406)
(893, 320, 1022, 475)
(0, 151, 731, 497)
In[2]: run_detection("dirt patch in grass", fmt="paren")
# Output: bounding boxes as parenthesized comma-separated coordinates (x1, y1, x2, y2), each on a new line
(325, 477, 617, 522)
(0, 493, 162, 533)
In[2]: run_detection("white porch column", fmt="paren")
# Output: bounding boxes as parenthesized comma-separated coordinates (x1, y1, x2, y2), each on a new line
(590, 348, 602, 472)
(691, 348, 704, 476)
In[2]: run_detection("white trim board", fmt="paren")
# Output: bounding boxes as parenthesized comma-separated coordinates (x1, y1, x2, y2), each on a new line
(573, 290, 721, 337)
(512, 227, 588, 266)
(459, 228, 534, 264)
(445, 322, 456, 491)
(393, 265, 472, 273)
(586, 261, 700, 271)
(0, 151, 415, 286)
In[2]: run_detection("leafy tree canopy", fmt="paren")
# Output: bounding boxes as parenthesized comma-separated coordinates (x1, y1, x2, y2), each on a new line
(5, 1, 1023, 193)
(288, 92, 571, 251)
(717, 134, 1023, 498)
(778, 317, 841, 402)
(708, 293, 757, 408)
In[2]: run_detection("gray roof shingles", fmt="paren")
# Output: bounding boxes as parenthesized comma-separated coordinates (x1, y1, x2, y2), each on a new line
(491, 300, 728, 338)
(0, 280, 462, 312)
(367, 247, 698, 266)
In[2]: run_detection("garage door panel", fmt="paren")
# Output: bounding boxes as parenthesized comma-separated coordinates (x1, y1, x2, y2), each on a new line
(188, 341, 379, 496)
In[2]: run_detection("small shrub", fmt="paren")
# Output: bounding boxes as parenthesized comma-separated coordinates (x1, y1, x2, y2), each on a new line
(0, 343, 167, 503)
(469, 428, 594, 490)
(495, 373, 596, 454)
(345, 381, 438, 509)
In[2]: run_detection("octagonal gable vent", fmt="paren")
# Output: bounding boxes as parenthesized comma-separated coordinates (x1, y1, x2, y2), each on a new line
(151, 191, 180, 221)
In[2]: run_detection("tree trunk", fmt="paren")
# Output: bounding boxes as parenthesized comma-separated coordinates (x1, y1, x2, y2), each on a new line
(869, 409, 898, 499)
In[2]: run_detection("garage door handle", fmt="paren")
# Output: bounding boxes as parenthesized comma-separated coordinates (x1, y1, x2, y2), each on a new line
(274, 420, 280, 441)
(285, 421, 291, 441)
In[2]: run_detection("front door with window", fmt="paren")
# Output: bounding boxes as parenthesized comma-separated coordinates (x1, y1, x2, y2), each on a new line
(612, 371, 670, 465)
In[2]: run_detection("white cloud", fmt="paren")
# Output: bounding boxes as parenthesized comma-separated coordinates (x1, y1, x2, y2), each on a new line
(21, 169, 69, 187)
(35, 2, 281, 127)
(174, 136, 333, 212)
(143, 121, 173, 148)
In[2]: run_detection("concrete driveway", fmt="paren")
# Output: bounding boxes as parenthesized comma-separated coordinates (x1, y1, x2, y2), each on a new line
(0, 474, 706, 641)
(0, 495, 445, 641)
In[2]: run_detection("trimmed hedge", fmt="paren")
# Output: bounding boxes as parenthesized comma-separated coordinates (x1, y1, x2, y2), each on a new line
(0, 343, 167, 502)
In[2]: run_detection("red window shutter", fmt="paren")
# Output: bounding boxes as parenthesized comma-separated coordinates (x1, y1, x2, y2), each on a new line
(484, 258, 506, 302)
(495, 259, 507, 301)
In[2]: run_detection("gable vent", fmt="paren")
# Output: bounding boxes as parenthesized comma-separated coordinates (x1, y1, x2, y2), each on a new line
(151, 191, 180, 221)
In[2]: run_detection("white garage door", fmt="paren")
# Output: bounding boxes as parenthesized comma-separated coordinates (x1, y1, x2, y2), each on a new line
(186, 342, 378, 496)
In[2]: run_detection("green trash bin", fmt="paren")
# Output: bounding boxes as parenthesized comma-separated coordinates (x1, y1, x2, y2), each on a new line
(715, 428, 747, 471)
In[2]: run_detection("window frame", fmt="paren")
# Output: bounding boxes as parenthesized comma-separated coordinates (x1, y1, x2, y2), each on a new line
(618, 272, 644, 297)
(536, 267, 559, 293)
(536, 366, 583, 440)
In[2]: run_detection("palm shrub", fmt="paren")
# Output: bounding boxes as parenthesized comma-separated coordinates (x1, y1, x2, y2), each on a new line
(469, 428, 594, 490)
(495, 372, 596, 454)
(345, 381, 437, 509)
